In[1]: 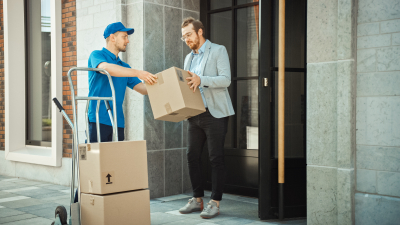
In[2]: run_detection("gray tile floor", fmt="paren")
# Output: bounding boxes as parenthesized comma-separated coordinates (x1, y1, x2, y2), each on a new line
(0, 175, 306, 224)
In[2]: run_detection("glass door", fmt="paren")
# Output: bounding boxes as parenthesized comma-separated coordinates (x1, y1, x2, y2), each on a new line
(201, 0, 261, 197)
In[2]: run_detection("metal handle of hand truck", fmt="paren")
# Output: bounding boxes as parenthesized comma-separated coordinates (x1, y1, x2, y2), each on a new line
(104, 100, 114, 128)
(67, 67, 118, 142)
(52, 98, 74, 129)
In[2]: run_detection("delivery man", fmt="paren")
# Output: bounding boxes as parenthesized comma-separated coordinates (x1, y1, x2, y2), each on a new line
(87, 22, 157, 142)
(178, 17, 235, 219)
(73, 22, 157, 203)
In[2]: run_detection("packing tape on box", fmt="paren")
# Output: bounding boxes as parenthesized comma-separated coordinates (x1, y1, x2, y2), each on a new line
(176, 69, 184, 82)
(165, 103, 172, 114)
(157, 73, 164, 85)
(88, 180, 93, 193)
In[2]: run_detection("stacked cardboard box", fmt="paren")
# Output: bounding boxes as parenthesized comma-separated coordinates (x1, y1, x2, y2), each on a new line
(146, 67, 206, 122)
(78, 140, 150, 225)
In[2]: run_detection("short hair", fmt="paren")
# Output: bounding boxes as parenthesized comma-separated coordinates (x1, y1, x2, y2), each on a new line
(181, 17, 205, 37)
(106, 31, 121, 43)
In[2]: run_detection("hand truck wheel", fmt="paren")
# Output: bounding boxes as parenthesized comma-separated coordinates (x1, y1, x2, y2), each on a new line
(55, 206, 68, 224)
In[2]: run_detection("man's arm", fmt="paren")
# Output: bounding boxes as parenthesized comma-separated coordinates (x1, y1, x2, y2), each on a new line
(133, 82, 148, 95)
(198, 47, 231, 88)
(98, 62, 157, 85)
(186, 46, 231, 92)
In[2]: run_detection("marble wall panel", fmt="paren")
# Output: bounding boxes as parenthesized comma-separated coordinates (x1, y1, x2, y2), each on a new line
(357, 71, 400, 96)
(337, 0, 357, 60)
(127, 3, 144, 70)
(147, 150, 165, 198)
(165, 149, 183, 196)
(357, 49, 376, 73)
(377, 46, 400, 71)
(337, 60, 356, 168)
(357, 145, 400, 172)
(357, 34, 391, 49)
(145, 0, 163, 4)
(124, 90, 144, 141)
(357, 22, 379, 36)
(182, 120, 189, 147)
(126, 0, 142, 4)
(393, 32, 400, 45)
(307, 166, 337, 225)
(307, 62, 337, 167)
(144, 3, 164, 74)
(165, 6, 183, 69)
(182, 0, 200, 12)
(182, 148, 192, 193)
(144, 96, 165, 150)
(165, 0, 181, 8)
(165, 122, 182, 149)
(358, 0, 400, 23)
(356, 169, 377, 193)
(380, 19, 400, 34)
(307, 0, 338, 63)
(355, 193, 400, 225)
(377, 171, 400, 197)
(337, 169, 355, 225)
(356, 97, 400, 146)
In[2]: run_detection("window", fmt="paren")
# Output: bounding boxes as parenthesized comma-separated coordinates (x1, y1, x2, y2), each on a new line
(26, 0, 52, 147)
(4, 0, 63, 166)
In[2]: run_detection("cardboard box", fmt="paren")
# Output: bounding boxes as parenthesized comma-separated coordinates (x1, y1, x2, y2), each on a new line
(79, 140, 148, 195)
(146, 67, 206, 122)
(81, 189, 151, 225)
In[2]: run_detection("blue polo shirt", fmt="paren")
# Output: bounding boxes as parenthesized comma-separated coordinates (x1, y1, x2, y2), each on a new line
(88, 48, 141, 128)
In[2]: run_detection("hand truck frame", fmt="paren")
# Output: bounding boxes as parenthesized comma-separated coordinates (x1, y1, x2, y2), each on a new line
(51, 67, 118, 225)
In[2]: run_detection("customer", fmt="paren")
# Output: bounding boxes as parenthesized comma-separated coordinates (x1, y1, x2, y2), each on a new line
(178, 17, 235, 219)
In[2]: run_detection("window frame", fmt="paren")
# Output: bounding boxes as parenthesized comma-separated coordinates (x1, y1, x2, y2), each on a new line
(4, 0, 63, 166)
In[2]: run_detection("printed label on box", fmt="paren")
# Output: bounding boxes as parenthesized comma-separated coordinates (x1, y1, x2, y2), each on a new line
(79, 145, 87, 160)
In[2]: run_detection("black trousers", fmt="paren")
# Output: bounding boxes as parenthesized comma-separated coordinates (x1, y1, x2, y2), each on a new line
(187, 109, 229, 201)
(88, 122, 125, 142)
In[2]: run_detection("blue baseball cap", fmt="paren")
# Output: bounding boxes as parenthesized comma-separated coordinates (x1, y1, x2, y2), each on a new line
(103, 22, 134, 39)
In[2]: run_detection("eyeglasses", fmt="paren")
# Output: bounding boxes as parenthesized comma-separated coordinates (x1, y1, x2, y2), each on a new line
(181, 32, 193, 41)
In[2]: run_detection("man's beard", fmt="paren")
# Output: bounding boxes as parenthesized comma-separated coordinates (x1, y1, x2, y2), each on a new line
(116, 42, 126, 52)
(118, 45, 126, 52)
(188, 36, 200, 50)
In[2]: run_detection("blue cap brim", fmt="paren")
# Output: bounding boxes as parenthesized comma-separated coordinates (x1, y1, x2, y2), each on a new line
(120, 28, 134, 35)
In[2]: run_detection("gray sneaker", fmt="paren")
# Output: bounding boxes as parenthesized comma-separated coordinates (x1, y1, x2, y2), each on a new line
(179, 197, 204, 214)
(200, 200, 220, 219)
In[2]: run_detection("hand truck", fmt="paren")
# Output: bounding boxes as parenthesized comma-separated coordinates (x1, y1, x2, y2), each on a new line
(51, 67, 118, 225)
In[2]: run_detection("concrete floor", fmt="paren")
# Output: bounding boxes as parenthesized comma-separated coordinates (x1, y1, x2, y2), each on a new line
(0, 175, 306, 224)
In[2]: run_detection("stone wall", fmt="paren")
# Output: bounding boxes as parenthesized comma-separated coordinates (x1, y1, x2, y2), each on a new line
(355, 0, 400, 224)
(307, 0, 357, 224)
(140, 0, 200, 198)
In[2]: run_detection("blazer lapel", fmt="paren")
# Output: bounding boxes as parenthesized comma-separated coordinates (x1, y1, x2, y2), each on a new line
(184, 54, 194, 71)
(200, 41, 211, 76)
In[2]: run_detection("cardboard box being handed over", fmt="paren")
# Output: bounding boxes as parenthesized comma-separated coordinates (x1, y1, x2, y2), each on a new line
(146, 67, 206, 122)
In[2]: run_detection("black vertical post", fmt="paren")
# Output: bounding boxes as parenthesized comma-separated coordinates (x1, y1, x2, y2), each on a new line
(258, 0, 274, 220)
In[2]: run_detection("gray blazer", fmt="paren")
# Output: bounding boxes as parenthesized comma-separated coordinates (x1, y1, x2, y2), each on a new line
(184, 40, 235, 118)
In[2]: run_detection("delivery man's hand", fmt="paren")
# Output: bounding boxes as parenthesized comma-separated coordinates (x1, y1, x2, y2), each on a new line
(187, 71, 201, 93)
(138, 71, 158, 85)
